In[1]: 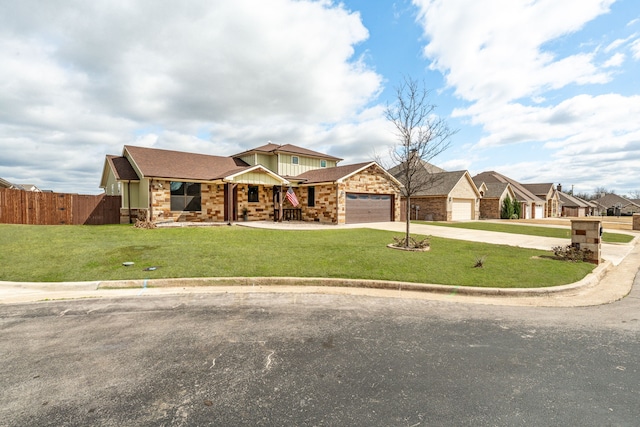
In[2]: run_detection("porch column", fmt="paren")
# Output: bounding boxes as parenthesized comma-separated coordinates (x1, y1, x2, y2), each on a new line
(227, 183, 237, 225)
(279, 186, 283, 222)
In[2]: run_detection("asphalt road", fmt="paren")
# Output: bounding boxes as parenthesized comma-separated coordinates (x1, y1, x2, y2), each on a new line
(2, 276, 640, 427)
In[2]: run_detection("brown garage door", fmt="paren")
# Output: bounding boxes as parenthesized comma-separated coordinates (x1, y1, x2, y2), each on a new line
(346, 193, 393, 223)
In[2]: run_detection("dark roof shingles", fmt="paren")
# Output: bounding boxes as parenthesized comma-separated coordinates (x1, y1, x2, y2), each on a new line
(124, 145, 249, 181)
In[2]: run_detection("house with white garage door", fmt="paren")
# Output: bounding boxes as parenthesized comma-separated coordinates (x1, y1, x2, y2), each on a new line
(391, 167, 481, 222)
(473, 171, 545, 219)
(100, 143, 402, 225)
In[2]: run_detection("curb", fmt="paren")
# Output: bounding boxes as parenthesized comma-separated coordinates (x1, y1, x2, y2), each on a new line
(96, 261, 611, 298)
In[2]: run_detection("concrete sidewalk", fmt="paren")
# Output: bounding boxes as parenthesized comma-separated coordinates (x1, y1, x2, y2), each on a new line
(1, 221, 638, 307)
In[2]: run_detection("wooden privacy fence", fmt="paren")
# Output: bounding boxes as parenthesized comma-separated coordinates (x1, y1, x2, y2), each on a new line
(0, 189, 121, 225)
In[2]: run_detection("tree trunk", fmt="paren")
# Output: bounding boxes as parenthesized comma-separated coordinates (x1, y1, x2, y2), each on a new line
(405, 195, 411, 247)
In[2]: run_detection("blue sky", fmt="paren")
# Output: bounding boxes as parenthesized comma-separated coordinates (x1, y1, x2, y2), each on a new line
(1, 0, 639, 196)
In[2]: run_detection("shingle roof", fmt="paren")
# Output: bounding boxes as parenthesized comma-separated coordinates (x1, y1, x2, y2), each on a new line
(124, 145, 250, 181)
(233, 143, 342, 162)
(106, 155, 140, 181)
(0, 177, 16, 188)
(522, 183, 554, 197)
(472, 171, 543, 203)
(388, 160, 445, 177)
(592, 193, 639, 208)
(296, 162, 373, 183)
(480, 182, 510, 198)
(413, 170, 470, 196)
(558, 192, 591, 208)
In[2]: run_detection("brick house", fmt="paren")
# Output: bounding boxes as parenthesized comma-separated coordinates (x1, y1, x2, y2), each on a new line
(592, 193, 640, 216)
(392, 167, 481, 221)
(522, 183, 560, 218)
(473, 171, 545, 219)
(474, 181, 516, 219)
(100, 143, 402, 225)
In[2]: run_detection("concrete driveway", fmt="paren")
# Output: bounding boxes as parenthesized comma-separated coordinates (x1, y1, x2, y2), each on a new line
(359, 221, 636, 266)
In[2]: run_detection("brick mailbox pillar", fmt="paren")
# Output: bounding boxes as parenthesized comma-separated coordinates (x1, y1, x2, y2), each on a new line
(571, 219, 602, 265)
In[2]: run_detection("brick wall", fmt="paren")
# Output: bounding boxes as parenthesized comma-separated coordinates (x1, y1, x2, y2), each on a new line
(479, 198, 501, 219)
(405, 196, 448, 221)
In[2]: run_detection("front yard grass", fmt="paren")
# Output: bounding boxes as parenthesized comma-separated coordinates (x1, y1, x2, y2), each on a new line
(420, 221, 634, 244)
(0, 224, 594, 288)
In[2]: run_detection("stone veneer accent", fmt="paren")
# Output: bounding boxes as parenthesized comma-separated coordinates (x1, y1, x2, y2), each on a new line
(239, 184, 276, 221)
(298, 184, 338, 223)
(119, 208, 146, 224)
(338, 165, 401, 224)
(146, 165, 401, 225)
(150, 180, 225, 223)
(571, 219, 602, 264)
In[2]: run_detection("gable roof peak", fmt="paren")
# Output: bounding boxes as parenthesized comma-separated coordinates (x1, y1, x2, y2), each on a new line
(233, 142, 342, 161)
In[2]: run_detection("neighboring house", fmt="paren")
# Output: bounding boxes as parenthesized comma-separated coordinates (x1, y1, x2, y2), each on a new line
(0, 177, 18, 189)
(100, 144, 402, 225)
(592, 193, 640, 216)
(17, 184, 43, 192)
(472, 171, 545, 219)
(523, 183, 560, 218)
(391, 163, 481, 221)
(0, 178, 44, 192)
(473, 180, 516, 219)
(557, 191, 594, 217)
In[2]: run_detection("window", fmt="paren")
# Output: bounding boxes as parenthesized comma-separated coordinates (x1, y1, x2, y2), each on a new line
(248, 186, 259, 203)
(320, 160, 327, 168)
(308, 186, 315, 207)
(170, 182, 201, 211)
(292, 156, 299, 165)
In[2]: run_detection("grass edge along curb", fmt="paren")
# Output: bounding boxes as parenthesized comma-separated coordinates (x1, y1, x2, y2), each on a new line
(97, 261, 610, 298)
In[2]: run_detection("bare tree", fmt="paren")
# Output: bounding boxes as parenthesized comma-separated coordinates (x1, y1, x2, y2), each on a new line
(593, 186, 615, 198)
(627, 190, 640, 200)
(384, 77, 456, 247)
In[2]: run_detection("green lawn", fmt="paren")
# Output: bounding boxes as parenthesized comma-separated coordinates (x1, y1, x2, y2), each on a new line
(0, 224, 594, 288)
(419, 221, 634, 243)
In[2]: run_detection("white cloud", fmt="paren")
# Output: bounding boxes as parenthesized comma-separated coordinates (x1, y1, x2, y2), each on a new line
(631, 38, 640, 60)
(603, 52, 625, 67)
(413, 0, 614, 103)
(0, 0, 384, 193)
(411, 0, 640, 193)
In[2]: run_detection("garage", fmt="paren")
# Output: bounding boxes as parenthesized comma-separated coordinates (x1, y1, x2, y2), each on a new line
(346, 193, 393, 223)
(451, 199, 474, 221)
(534, 204, 544, 219)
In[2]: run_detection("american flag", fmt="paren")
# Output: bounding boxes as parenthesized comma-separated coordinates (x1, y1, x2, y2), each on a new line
(285, 187, 299, 207)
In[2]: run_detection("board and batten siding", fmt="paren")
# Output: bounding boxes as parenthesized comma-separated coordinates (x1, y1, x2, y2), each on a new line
(277, 154, 337, 177)
(239, 153, 278, 173)
(228, 171, 283, 186)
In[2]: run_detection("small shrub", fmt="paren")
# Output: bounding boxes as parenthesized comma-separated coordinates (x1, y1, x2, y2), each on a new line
(473, 255, 486, 268)
(552, 244, 592, 262)
(134, 219, 157, 229)
(501, 196, 514, 219)
(393, 236, 430, 249)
